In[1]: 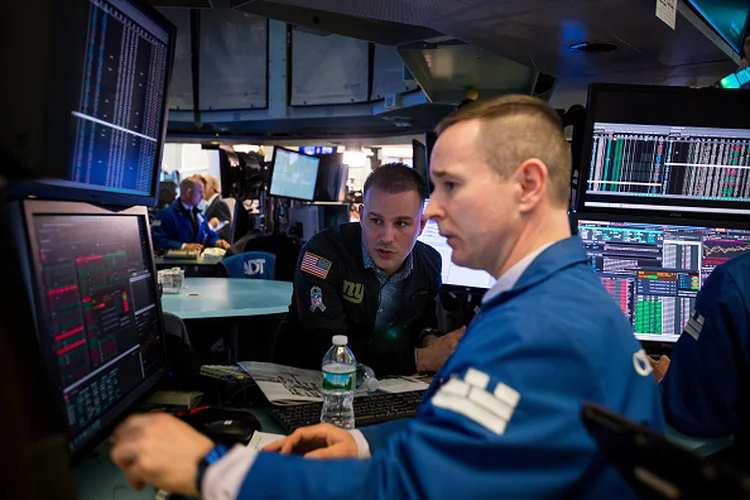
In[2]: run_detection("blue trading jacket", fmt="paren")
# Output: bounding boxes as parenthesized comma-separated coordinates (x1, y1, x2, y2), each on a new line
(151, 200, 219, 251)
(239, 236, 665, 499)
(662, 252, 750, 445)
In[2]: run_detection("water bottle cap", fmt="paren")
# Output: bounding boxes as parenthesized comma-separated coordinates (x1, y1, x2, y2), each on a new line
(332, 335, 348, 346)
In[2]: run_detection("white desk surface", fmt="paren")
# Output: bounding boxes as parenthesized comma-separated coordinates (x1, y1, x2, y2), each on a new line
(160, 278, 292, 320)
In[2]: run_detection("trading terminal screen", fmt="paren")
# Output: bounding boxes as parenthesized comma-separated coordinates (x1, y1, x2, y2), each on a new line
(269, 147, 320, 201)
(578, 218, 750, 342)
(417, 201, 497, 290)
(580, 85, 750, 216)
(585, 123, 750, 208)
(67, 0, 171, 198)
(27, 210, 164, 452)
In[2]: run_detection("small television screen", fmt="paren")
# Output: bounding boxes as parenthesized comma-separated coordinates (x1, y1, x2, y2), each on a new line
(269, 147, 321, 201)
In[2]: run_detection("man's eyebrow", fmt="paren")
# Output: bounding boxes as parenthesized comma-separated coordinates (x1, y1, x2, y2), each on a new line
(368, 212, 415, 222)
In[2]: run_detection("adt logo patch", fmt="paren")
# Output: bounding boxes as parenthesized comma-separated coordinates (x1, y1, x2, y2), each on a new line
(243, 259, 266, 277)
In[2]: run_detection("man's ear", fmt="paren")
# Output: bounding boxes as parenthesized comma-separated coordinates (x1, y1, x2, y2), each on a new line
(515, 158, 547, 213)
(418, 216, 427, 236)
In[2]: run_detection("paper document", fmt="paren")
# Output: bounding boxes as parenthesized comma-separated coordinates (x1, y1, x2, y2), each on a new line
(238, 361, 431, 405)
(378, 376, 430, 394)
(655, 0, 676, 29)
(238, 361, 323, 405)
(247, 431, 285, 451)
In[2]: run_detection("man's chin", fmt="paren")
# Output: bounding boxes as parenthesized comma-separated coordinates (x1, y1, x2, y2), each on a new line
(374, 256, 403, 274)
(451, 253, 477, 270)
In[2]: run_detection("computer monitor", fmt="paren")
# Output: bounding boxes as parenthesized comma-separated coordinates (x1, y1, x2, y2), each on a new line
(314, 153, 347, 202)
(578, 84, 750, 219)
(5, 0, 175, 206)
(269, 147, 321, 201)
(685, 0, 750, 54)
(576, 214, 750, 343)
(417, 200, 497, 291)
(412, 139, 429, 198)
(19, 200, 166, 458)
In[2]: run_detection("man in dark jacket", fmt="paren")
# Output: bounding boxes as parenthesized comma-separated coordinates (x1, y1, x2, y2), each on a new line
(272, 163, 465, 376)
(203, 175, 232, 242)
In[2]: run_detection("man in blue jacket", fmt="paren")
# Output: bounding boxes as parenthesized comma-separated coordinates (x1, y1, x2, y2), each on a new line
(151, 175, 231, 252)
(653, 252, 750, 458)
(111, 95, 664, 499)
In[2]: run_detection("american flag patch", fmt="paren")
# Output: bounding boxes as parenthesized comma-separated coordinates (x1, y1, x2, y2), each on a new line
(300, 252, 332, 279)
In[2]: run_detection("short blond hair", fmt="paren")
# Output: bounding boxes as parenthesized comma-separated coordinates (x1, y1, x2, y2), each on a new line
(436, 95, 571, 207)
(204, 174, 220, 193)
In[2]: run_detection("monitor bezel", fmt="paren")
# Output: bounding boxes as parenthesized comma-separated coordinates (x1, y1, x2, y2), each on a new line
(577, 83, 750, 222)
(268, 146, 321, 202)
(18, 199, 168, 462)
(6, 0, 177, 207)
(573, 210, 750, 345)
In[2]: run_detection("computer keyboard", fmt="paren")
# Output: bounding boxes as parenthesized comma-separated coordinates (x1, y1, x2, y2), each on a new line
(164, 249, 200, 260)
(269, 391, 425, 432)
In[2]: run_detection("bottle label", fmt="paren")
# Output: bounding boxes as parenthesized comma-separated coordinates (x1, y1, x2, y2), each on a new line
(322, 369, 355, 391)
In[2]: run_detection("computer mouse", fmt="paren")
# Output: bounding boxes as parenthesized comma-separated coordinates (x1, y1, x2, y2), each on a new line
(200, 419, 256, 446)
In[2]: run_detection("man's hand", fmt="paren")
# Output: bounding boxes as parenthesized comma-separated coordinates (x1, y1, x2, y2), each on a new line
(649, 355, 671, 383)
(215, 240, 231, 250)
(208, 217, 220, 228)
(417, 326, 466, 372)
(110, 413, 214, 496)
(263, 423, 358, 459)
(183, 243, 204, 252)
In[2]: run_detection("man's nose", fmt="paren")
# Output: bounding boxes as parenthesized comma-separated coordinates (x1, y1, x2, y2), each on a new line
(424, 198, 441, 221)
(381, 224, 395, 243)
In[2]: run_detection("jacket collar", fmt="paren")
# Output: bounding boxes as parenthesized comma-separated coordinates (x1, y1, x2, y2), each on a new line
(206, 193, 220, 207)
(172, 199, 200, 216)
(481, 236, 587, 309)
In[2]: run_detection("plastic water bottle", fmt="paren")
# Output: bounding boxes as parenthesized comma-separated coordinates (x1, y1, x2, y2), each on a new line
(321, 335, 356, 429)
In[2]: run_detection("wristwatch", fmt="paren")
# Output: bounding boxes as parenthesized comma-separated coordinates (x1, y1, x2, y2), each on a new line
(195, 443, 229, 495)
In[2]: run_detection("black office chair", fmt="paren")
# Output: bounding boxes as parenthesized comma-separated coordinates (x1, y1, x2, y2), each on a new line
(581, 402, 750, 499)
(162, 312, 202, 385)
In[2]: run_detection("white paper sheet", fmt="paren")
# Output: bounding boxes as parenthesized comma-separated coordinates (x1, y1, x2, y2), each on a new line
(656, 0, 676, 29)
(238, 361, 323, 405)
(378, 376, 430, 394)
(247, 431, 285, 451)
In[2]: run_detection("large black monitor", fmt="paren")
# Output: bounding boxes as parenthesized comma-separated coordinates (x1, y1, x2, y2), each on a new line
(417, 200, 497, 291)
(269, 147, 321, 201)
(412, 139, 429, 198)
(18, 200, 166, 459)
(4, 0, 175, 206)
(576, 213, 750, 343)
(314, 153, 347, 202)
(578, 84, 750, 219)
